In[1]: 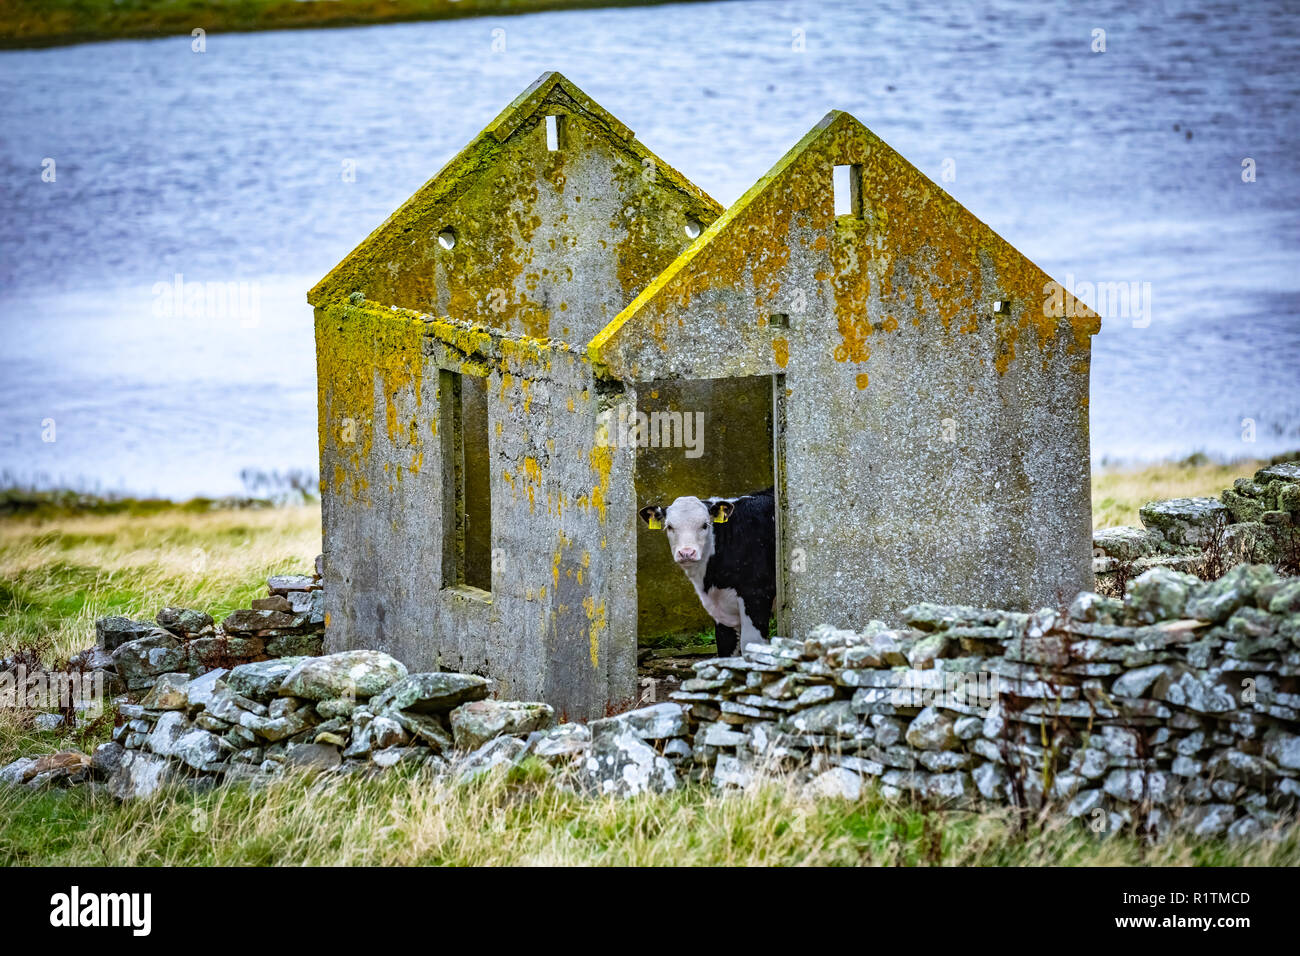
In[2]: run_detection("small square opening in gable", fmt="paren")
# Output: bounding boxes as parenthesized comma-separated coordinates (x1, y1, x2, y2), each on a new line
(833, 163, 863, 218)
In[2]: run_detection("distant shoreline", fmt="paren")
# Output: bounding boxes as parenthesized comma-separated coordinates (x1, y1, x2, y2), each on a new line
(0, 0, 725, 51)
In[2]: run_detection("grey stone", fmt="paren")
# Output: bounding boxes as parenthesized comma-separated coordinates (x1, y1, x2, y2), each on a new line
(267, 574, 318, 595)
(147, 711, 192, 757)
(264, 634, 324, 658)
(925, 771, 977, 806)
(237, 705, 318, 743)
(1103, 769, 1172, 804)
(316, 697, 360, 720)
(1069, 591, 1125, 624)
(589, 702, 686, 741)
(222, 608, 297, 634)
(1187, 564, 1280, 623)
(140, 672, 191, 711)
(172, 729, 226, 770)
(95, 616, 154, 652)
(278, 650, 407, 702)
(1152, 669, 1237, 714)
(905, 706, 958, 751)
(806, 767, 862, 800)
(91, 741, 126, 776)
(1067, 788, 1104, 818)
(371, 746, 432, 769)
(586, 724, 678, 796)
(794, 684, 836, 707)
(1255, 461, 1300, 485)
(226, 657, 309, 701)
(0, 756, 39, 786)
(532, 722, 592, 760)
(184, 668, 229, 711)
(906, 633, 949, 669)
(111, 629, 186, 689)
(782, 700, 861, 735)
(1111, 664, 1170, 699)
(1187, 804, 1237, 837)
(1262, 730, 1300, 771)
(450, 700, 555, 750)
(1138, 497, 1227, 546)
(1125, 567, 1200, 624)
(1268, 580, 1300, 616)
(284, 743, 342, 773)
(697, 723, 748, 749)
(1093, 526, 1161, 561)
(710, 753, 755, 790)
(33, 712, 66, 731)
(973, 761, 1008, 800)
(107, 751, 174, 800)
(458, 736, 528, 781)
(1227, 816, 1263, 842)
(156, 607, 214, 636)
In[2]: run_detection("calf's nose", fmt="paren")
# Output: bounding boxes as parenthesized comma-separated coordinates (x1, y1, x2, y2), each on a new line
(676, 547, 697, 561)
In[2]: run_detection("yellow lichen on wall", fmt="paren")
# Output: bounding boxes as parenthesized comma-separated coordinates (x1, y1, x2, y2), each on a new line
(315, 301, 430, 506)
(310, 72, 722, 352)
(591, 110, 1101, 387)
(582, 595, 606, 668)
(589, 442, 613, 523)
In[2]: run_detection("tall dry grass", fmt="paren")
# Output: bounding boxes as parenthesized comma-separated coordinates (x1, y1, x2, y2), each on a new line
(0, 503, 320, 661)
(1091, 457, 1270, 529)
(2, 762, 1296, 867)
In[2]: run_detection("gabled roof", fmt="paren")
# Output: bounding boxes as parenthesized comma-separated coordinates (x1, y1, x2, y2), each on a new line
(310, 72, 721, 344)
(589, 110, 1100, 382)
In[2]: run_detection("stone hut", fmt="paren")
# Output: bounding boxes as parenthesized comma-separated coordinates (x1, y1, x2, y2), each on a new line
(311, 74, 1100, 719)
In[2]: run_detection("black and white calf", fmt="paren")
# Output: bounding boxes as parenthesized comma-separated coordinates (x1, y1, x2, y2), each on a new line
(639, 487, 775, 657)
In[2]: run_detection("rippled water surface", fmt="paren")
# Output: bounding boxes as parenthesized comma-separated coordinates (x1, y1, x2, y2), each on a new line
(1, 0, 1298, 495)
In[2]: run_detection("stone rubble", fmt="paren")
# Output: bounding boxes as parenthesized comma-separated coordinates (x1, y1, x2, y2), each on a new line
(1094, 460, 1300, 594)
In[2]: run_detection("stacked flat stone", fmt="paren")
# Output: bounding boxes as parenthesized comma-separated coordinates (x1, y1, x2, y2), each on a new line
(93, 563, 327, 694)
(85, 650, 576, 797)
(1094, 459, 1299, 595)
(666, 564, 1300, 839)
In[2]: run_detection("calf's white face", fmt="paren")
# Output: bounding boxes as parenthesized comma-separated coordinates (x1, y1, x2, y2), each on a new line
(662, 496, 713, 567)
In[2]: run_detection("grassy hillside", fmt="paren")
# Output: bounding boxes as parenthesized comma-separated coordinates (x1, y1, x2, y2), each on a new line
(0, 0, 719, 49)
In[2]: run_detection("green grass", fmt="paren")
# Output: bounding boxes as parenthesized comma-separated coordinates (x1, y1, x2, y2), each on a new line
(3, 762, 1296, 866)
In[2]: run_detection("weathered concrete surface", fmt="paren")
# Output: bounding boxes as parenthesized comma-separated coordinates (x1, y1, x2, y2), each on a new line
(310, 72, 720, 344)
(315, 301, 640, 720)
(591, 110, 1101, 632)
(310, 72, 727, 719)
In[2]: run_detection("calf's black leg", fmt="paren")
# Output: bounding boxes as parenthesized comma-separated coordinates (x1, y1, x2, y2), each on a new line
(715, 623, 738, 657)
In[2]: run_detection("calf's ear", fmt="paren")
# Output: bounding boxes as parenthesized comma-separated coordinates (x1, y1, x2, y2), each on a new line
(708, 500, 734, 524)
(638, 505, 665, 530)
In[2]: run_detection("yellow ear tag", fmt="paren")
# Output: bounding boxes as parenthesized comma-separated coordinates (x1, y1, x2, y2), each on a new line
(713, 511, 729, 524)
(648, 516, 663, 530)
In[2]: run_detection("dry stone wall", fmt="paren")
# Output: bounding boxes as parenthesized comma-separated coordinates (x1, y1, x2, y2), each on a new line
(662, 564, 1300, 839)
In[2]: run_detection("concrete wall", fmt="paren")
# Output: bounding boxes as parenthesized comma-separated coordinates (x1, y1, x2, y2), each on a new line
(316, 301, 637, 720)
(593, 111, 1101, 633)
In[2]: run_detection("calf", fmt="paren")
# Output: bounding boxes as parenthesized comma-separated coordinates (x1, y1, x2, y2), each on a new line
(639, 487, 775, 656)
